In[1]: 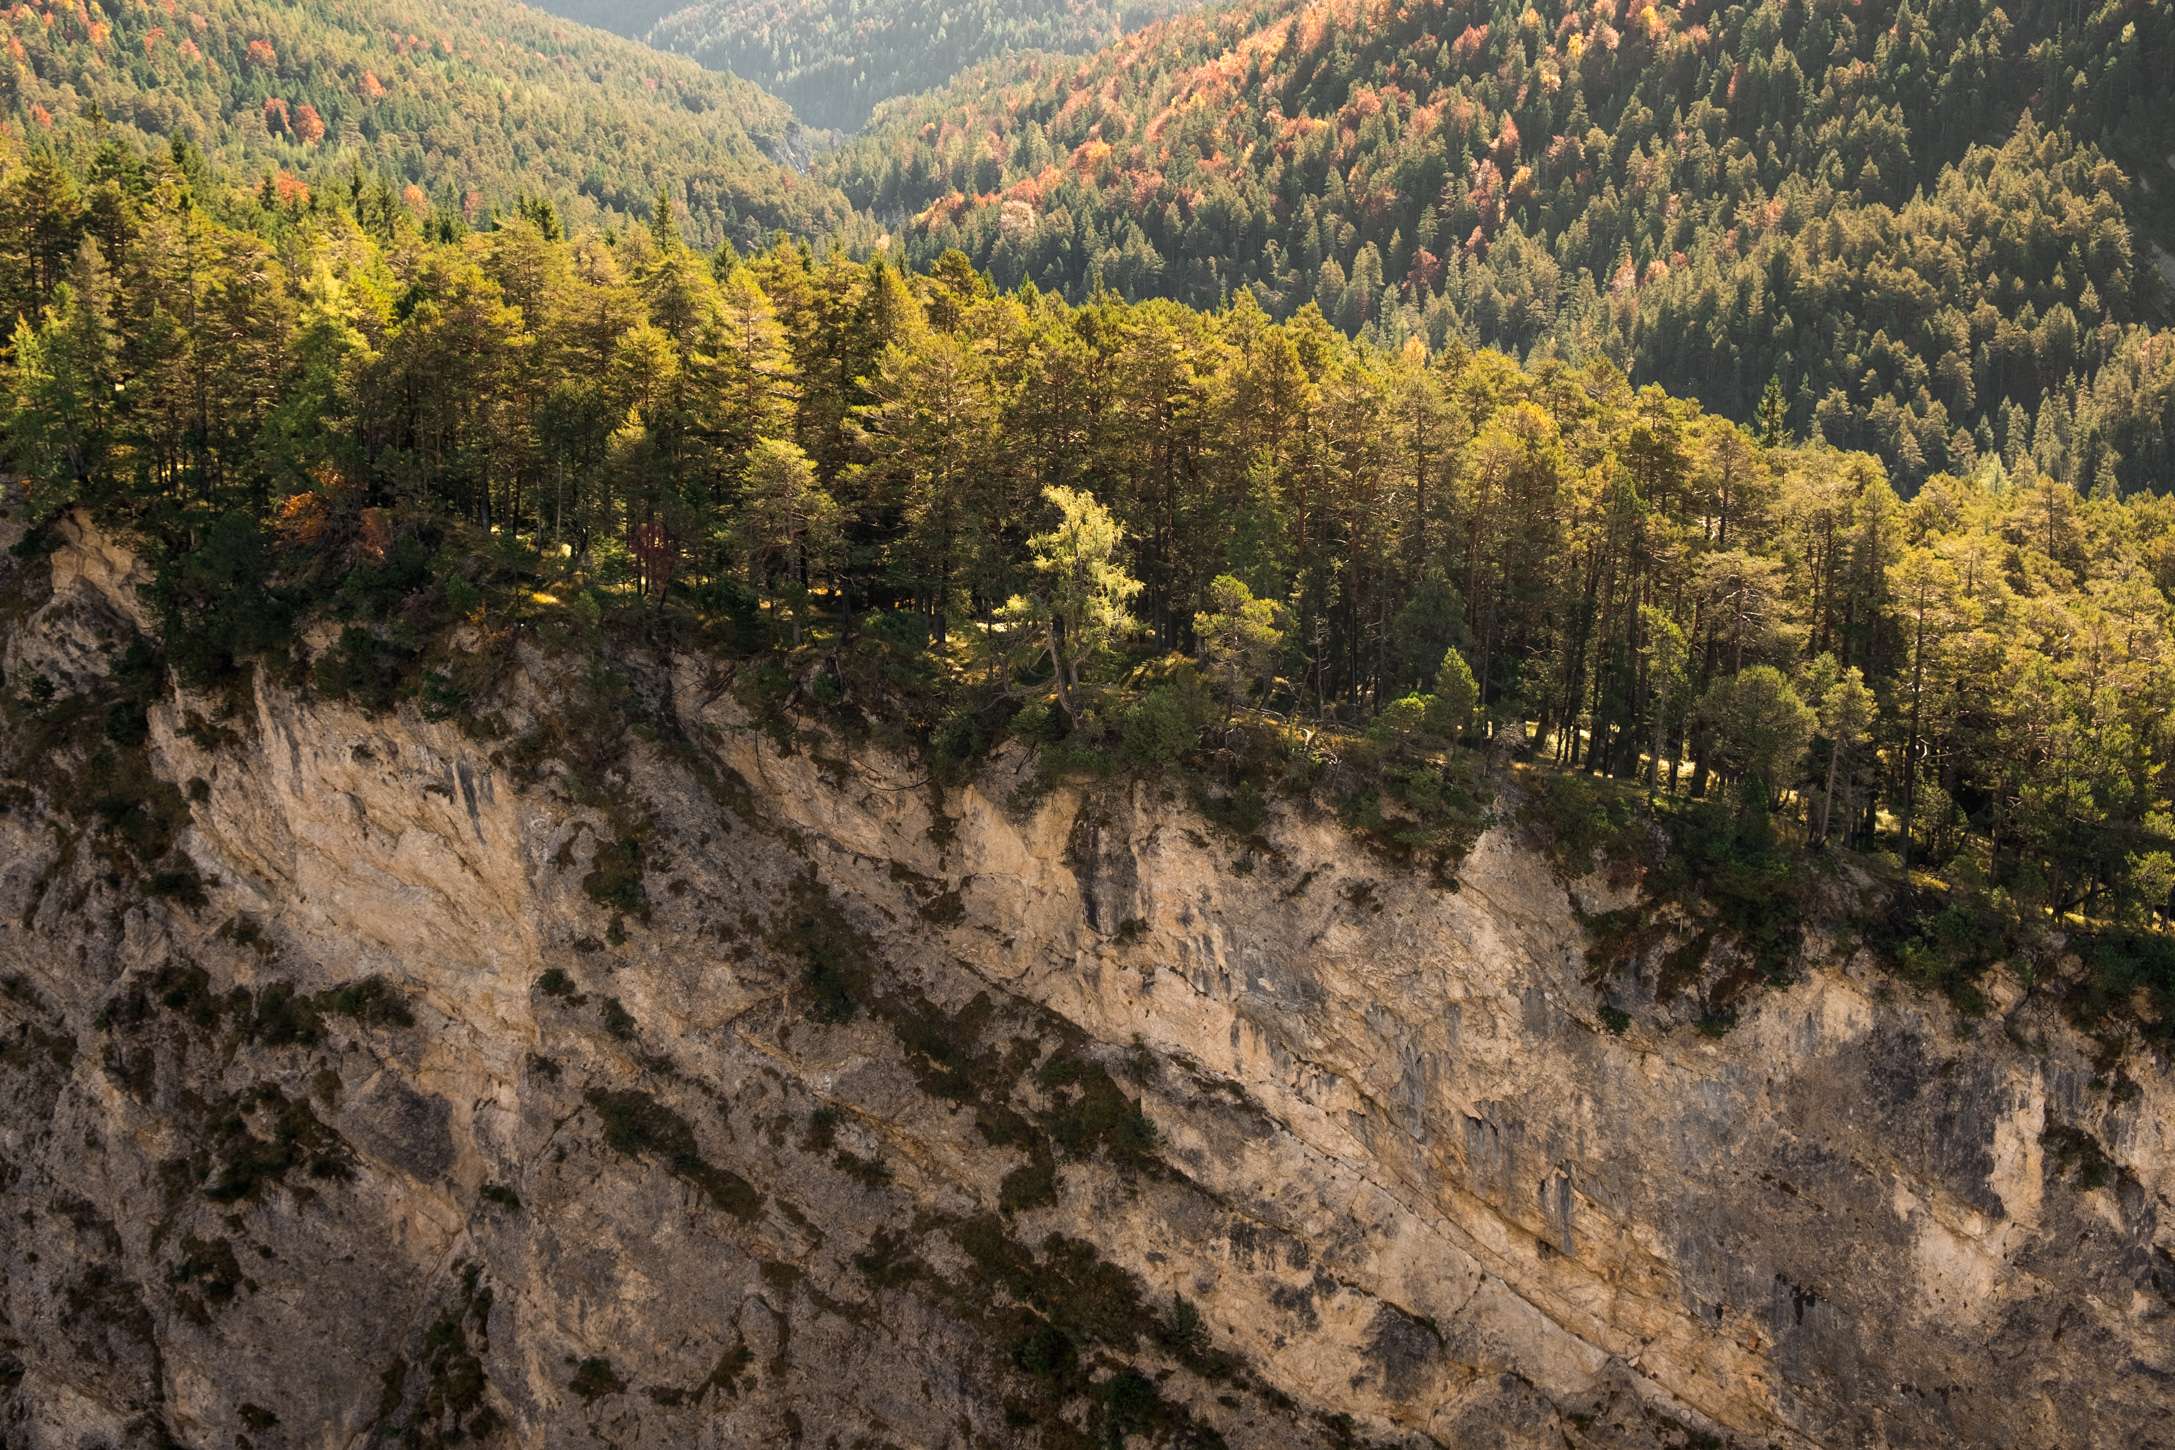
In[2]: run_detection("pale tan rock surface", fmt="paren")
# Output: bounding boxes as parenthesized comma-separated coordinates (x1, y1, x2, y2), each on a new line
(1, 516, 2169, 1448)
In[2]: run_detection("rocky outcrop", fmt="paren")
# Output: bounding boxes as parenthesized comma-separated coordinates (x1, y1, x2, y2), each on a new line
(1, 515, 2170, 1449)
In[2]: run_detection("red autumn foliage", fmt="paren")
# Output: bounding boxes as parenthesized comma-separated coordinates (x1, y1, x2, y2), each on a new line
(1493, 113, 1521, 168)
(357, 507, 393, 562)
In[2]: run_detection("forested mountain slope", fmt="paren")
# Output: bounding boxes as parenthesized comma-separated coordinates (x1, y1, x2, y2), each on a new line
(827, 0, 2175, 494)
(4, 134, 2171, 949)
(532, 0, 1201, 132)
(524, 0, 691, 35)
(0, 0, 856, 246)
(648, 0, 1198, 132)
(2, 130, 2174, 1449)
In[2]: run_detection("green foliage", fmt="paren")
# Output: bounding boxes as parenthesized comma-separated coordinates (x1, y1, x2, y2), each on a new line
(1195, 573, 1287, 714)
(1430, 650, 1478, 740)
(3, 0, 855, 248)
(1694, 666, 1816, 815)
(736, 437, 843, 644)
(2042, 1124, 2117, 1192)
(1879, 891, 2011, 1015)
(156, 512, 294, 687)
(5, 242, 120, 512)
(167, 1234, 248, 1324)
(776, 878, 873, 1024)
(1035, 1048, 1157, 1168)
(312, 627, 414, 713)
(1368, 693, 1437, 753)
(1384, 571, 1462, 696)
(1523, 773, 1644, 878)
(1101, 1366, 1160, 1439)
(928, 692, 1017, 780)
(1375, 754, 1488, 862)
(0, 130, 2161, 1037)
(945, 1217, 1227, 1442)
(246, 975, 413, 1046)
(1190, 776, 1268, 842)
(1116, 676, 1209, 769)
(409, 1265, 497, 1441)
(832, 0, 2175, 493)
(101, 698, 148, 748)
(1574, 795, 1814, 1027)
(1011, 483, 1144, 726)
(316, 976, 415, 1028)
(597, 997, 637, 1040)
(1658, 802, 1811, 985)
(999, 1154, 1059, 1214)
(2068, 927, 2175, 1040)
(553, 0, 1195, 132)
(9, 634, 198, 900)
(1009, 1318, 1075, 1378)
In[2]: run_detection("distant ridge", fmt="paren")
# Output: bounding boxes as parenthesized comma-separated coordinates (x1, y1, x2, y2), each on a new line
(828, 0, 2175, 493)
(0, 0, 855, 246)
(530, 0, 1201, 131)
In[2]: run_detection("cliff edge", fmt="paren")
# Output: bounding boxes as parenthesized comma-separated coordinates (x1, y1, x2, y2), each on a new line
(2, 515, 2169, 1448)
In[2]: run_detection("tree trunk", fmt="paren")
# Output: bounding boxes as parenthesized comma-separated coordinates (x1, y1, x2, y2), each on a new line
(1048, 629, 1077, 726)
(1900, 598, 1927, 867)
(1819, 738, 1842, 844)
(1648, 698, 1668, 800)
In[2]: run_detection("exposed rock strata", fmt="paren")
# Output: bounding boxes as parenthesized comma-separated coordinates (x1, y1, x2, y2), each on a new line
(1, 516, 2169, 1448)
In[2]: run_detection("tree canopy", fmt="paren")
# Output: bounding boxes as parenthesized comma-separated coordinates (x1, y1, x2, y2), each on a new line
(3, 133, 2171, 1000)
(537, 0, 1201, 132)
(0, 0, 861, 247)
(827, 0, 2175, 495)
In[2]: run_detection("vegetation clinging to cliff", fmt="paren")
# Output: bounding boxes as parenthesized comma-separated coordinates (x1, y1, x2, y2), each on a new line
(1, 135, 2170, 1035)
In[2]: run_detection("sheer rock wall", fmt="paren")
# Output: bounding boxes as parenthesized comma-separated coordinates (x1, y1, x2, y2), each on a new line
(2, 516, 2168, 1448)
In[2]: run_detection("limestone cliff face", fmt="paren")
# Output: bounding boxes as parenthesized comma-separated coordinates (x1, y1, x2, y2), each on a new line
(1, 516, 2170, 1450)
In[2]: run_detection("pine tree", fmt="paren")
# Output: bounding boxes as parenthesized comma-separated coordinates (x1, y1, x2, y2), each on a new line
(8, 238, 122, 510)
(1014, 485, 1142, 726)
(737, 437, 842, 644)
(1756, 374, 1790, 446)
